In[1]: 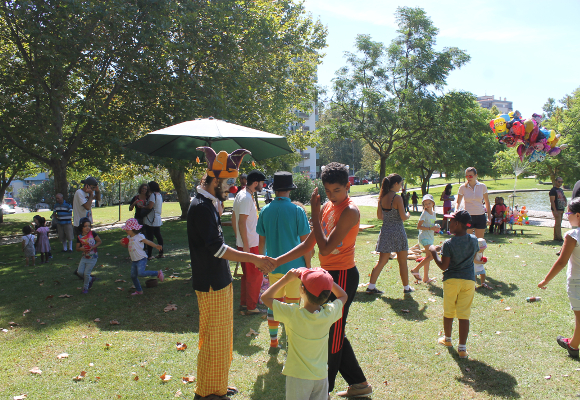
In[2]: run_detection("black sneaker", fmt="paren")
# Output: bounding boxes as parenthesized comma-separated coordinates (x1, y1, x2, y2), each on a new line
(72, 269, 83, 280)
(366, 287, 384, 295)
(88, 276, 98, 289)
(403, 286, 415, 293)
(557, 335, 579, 358)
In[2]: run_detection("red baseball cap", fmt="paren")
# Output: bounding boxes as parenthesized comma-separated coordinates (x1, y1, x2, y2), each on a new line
(297, 268, 333, 296)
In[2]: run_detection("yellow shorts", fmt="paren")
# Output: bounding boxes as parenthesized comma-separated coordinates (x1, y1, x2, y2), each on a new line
(443, 278, 475, 319)
(268, 273, 301, 300)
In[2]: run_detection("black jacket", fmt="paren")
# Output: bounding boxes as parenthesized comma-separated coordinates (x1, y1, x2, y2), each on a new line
(187, 193, 232, 292)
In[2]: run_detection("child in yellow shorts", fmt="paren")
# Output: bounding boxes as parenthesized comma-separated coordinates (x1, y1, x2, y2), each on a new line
(430, 210, 479, 359)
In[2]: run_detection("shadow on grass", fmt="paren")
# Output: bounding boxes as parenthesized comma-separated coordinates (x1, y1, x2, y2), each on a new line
(251, 353, 285, 400)
(354, 293, 428, 321)
(447, 347, 520, 398)
(473, 277, 519, 300)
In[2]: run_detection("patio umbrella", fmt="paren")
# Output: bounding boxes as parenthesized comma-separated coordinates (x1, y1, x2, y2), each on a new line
(124, 117, 294, 161)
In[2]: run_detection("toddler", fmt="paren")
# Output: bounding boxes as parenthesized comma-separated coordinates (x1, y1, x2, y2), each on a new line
(474, 238, 490, 288)
(33, 215, 51, 263)
(120, 218, 164, 295)
(22, 225, 36, 266)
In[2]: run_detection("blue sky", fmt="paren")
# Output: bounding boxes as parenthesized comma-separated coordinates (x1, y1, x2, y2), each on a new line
(303, 0, 580, 117)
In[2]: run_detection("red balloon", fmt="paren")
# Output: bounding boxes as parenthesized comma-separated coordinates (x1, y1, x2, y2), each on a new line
(229, 186, 238, 194)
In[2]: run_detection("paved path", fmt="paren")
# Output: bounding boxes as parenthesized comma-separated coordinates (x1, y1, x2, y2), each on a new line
(349, 194, 571, 229)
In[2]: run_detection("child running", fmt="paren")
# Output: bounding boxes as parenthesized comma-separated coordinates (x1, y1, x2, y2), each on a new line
(261, 268, 347, 400)
(75, 217, 101, 294)
(120, 218, 164, 295)
(411, 194, 439, 284)
(33, 215, 51, 263)
(430, 210, 479, 359)
(538, 197, 580, 358)
(22, 225, 36, 266)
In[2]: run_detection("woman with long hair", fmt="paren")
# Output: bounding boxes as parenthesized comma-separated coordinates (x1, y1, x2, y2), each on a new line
(440, 183, 453, 231)
(367, 174, 414, 295)
(143, 181, 164, 259)
(129, 183, 151, 226)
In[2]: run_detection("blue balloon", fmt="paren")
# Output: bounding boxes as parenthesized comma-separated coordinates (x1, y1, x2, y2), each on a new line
(529, 150, 547, 163)
(500, 114, 510, 122)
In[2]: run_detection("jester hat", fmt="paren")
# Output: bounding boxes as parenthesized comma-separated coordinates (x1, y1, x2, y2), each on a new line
(196, 147, 251, 179)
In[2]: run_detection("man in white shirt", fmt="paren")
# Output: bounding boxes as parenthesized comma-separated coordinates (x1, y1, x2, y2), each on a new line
(73, 176, 100, 237)
(232, 170, 266, 315)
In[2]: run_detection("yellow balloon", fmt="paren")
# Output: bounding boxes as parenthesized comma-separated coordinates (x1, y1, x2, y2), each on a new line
(494, 117, 507, 133)
(524, 120, 534, 133)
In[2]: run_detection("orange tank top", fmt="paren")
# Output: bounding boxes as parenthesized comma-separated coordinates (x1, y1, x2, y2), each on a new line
(319, 197, 359, 271)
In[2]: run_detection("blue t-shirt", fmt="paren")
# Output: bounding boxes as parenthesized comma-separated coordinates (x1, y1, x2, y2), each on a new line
(256, 196, 310, 274)
(441, 234, 478, 282)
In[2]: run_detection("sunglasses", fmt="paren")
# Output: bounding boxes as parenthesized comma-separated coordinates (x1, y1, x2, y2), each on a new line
(465, 175, 474, 179)
(556, 181, 563, 183)
(566, 212, 576, 215)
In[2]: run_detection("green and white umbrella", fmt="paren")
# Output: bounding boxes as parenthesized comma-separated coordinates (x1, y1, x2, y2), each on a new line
(125, 117, 294, 161)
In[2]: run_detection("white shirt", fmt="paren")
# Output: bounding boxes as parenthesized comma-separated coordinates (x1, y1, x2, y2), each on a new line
(233, 188, 259, 248)
(143, 193, 163, 227)
(73, 188, 92, 226)
(457, 182, 487, 216)
(128, 233, 148, 261)
(566, 228, 580, 280)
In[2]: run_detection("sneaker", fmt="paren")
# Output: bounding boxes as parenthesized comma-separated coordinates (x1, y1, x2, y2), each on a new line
(458, 350, 469, 359)
(81, 289, 89, 294)
(73, 269, 83, 280)
(366, 287, 384, 295)
(239, 305, 248, 316)
(438, 337, 452, 347)
(88, 276, 98, 289)
(336, 383, 372, 398)
(557, 336, 580, 358)
(403, 286, 415, 293)
(157, 270, 164, 282)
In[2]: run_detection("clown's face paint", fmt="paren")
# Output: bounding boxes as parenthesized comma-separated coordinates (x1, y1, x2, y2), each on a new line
(215, 178, 232, 201)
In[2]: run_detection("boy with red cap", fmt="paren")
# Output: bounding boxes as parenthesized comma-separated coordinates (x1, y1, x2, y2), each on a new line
(261, 268, 347, 400)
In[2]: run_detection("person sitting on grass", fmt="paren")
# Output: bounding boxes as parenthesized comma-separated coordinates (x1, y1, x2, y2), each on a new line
(261, 268, 347, 400)
(538, 197, 580, 359)
(120, 218, 164, 296)
(429, 210, 479, 359)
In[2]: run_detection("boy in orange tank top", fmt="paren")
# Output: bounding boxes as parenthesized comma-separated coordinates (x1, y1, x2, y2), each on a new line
(277, 163, 372, 398)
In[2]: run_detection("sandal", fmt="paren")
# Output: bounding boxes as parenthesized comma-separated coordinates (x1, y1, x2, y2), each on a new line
(481, 283, 493, 289)
(424, 277, 436, 284)
(411, 271, 421, 281)
(156, 254, 165, 259)
(227, 386, 238, 396)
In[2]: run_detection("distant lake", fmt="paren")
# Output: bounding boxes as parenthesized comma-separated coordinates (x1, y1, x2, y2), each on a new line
(494, 191, 573, 213)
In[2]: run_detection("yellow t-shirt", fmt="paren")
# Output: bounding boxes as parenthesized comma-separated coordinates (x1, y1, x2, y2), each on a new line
(272, 299, 343, 380)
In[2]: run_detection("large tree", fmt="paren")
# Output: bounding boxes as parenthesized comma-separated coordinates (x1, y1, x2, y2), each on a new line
(1, 0, 325, 217)
(386, 91, 497, 195)
(0, 0, 178, 195)
(319, 7, 470, 180)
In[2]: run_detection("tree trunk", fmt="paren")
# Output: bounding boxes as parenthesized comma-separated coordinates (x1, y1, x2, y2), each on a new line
(168, 167, 190, 220)
(379, 156, 387, 181)
(52, 159, 69, 200)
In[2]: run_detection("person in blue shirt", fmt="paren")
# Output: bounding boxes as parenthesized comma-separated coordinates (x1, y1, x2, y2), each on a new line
(257, 171, 311, 349)
(51, 193, 74, 252)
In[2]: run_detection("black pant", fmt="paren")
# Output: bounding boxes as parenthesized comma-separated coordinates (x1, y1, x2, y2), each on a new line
(143, 225, 163, 258)
(327, 267, 367, 392)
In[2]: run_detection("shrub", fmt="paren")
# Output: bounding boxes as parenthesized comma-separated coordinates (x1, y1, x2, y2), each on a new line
(289, 172, 314, 205)
(17, 179, 57, 211)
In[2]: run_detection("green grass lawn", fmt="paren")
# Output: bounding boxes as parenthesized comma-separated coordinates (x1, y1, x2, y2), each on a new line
(1, 204, 580, 399)
(349, 176, 547, 200)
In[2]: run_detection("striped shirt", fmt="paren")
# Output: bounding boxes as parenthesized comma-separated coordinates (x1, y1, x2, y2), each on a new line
(53, 201, 73, 225)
